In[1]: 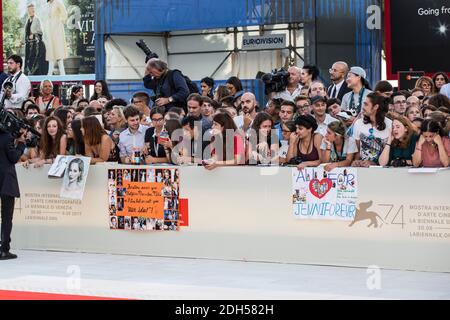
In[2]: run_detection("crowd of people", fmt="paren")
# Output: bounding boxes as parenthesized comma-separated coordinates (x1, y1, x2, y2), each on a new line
(2, 55, 450, 170)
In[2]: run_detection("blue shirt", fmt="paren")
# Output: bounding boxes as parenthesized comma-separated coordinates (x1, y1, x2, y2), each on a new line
(0, 72, 8, 87)
(118, 125, 149, 158)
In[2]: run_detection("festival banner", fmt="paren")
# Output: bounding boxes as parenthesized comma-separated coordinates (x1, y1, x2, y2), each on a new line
(292, 167, 358, 221)
(2, 0, 95, 80)
(108, 167, 181, 231)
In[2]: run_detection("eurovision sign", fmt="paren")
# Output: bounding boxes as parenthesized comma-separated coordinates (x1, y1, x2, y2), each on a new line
(292, 167, 358, 221)
(108, 167, 187, 232)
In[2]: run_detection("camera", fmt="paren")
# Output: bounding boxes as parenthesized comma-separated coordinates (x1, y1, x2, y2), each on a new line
(390, 157, 407, 167)
(261, 68, 290, 95)
(136, 39, 159, 63)
(0, 89, 41, 147)
(0, 109, 41, 148)
(2, 81, 14, 92)
(288, 156, 303, 165)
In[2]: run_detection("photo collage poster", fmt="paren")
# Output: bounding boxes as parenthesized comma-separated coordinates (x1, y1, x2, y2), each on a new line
(108, 168, 180, 232)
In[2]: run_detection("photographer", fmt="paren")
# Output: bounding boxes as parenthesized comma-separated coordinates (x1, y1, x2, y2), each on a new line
(143, 58, 190, 111)
(0, 127, 27, 260)
(1, 55, 31, 110)
(272, 66, 303, 102)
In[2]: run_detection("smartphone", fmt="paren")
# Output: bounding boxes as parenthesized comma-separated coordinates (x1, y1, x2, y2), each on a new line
(202, 159, 212, 166)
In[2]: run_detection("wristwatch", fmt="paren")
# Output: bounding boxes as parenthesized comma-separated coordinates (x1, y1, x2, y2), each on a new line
(168, 96, 174, 103)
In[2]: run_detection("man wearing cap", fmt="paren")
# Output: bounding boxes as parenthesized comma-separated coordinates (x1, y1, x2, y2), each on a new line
(310, 95, 338, 137)
(327, 61, 351, 101)
(341, 66, 372, 118)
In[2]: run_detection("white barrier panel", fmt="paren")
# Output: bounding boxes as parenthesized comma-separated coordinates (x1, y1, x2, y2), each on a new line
(9, 164, 450, 272)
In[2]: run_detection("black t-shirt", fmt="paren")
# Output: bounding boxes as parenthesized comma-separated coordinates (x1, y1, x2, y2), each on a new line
(144, 127, 167, 158)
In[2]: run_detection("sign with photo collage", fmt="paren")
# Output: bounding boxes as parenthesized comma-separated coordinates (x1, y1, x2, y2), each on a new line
(108, 168, 181, 232)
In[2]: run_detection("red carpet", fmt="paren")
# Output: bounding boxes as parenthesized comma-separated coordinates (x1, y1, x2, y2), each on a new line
(0, 290, 126, 300)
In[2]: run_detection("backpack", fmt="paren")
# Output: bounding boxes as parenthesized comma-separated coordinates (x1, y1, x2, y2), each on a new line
(167, 69, 199, 97)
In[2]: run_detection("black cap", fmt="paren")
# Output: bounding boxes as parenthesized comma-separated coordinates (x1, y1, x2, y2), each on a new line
(310, 95, 327, 105)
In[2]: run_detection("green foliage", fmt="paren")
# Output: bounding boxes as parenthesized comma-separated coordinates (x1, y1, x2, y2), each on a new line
(2, 0, 24, 60)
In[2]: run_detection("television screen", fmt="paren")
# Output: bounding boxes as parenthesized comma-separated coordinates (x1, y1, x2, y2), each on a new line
(389, 0, 450, 76)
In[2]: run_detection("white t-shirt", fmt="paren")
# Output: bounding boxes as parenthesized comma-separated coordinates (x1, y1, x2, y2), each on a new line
(273, 84, 303, 102)
(320, 137, 358, 162)
(1, 71, 31, 109)
(352, 117, 392, 162)
(315, 114, 338, 137)
(440, 83, 450, 99)
(234, 115, 244, 130)
(278, 140, 289, 158)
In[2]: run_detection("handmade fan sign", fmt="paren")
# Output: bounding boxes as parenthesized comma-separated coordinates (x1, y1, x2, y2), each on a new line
(292, 167, 358, 221)
(309, 178, 333, 199)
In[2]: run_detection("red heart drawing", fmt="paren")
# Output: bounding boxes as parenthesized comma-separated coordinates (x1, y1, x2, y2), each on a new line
(309, 178, 332, 199)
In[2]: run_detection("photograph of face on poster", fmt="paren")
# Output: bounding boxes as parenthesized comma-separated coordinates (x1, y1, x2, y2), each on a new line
(147, 169, 155, 182)
(60, 156, 91, 200)
(139, 169, 147, 182)
(108, 170, 115, 181)
(48, 155, 69, 178)
(155, 169, 163, 183)
(124, 217, 131, 230)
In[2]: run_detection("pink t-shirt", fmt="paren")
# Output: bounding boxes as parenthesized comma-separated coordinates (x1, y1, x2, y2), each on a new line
(211, 134, 245, 163)
(421, 137, 450, 167)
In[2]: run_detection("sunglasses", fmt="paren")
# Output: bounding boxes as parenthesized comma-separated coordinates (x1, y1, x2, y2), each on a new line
(368, 127, 375, 140)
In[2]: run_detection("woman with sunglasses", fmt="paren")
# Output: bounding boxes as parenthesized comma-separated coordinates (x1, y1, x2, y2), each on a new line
(279, 120, 296, 164)
(412, 119, 450, 168)
(144, 107, 169, 164)
(321, 120, 358, 171)
(415, 76, 435, 98)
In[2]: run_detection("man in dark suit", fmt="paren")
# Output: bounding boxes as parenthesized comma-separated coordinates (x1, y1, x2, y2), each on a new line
(327, 61, 351, 101)
(0, 128, 27, 260)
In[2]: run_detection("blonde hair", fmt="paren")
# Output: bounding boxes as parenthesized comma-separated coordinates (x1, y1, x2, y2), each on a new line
(327, 120, 346, 137)
(415, 76, 435, 94)
(39, 79, 53, 93)
(112, 106, 126, 126)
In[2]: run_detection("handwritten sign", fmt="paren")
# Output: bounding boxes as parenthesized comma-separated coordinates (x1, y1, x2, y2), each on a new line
(108, 168, 181, 231)
(292, 167, 358, 221)
(121, 182, 164, 219)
